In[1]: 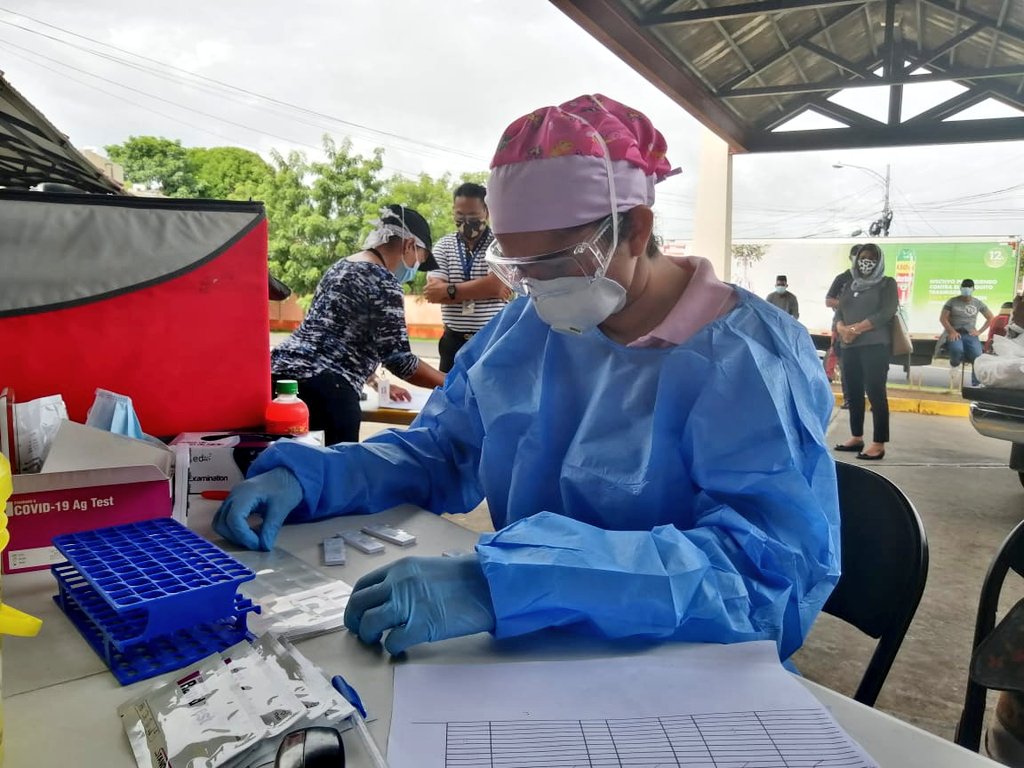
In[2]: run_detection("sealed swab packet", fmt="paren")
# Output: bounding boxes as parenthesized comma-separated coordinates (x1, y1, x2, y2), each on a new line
(250, 633, 349, 723)
(119, 653, 262, 768)
(220, 641, 305, 740)
(220, 636, 355, 768)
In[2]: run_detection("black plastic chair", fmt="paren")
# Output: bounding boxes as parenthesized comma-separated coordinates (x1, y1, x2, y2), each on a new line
(955, 519, 1024, 752)
(821, 462, 929, 707)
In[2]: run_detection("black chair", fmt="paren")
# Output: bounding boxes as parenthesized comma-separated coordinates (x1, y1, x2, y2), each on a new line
(821, 462, 929, 706)
(955, 519, 1024, 751)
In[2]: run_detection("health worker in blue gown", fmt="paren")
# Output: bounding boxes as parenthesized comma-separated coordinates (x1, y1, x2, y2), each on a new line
(214, 94, 841, 659)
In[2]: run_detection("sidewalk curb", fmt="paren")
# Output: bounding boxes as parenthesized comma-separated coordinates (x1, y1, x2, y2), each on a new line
(834, 394, 969, 418)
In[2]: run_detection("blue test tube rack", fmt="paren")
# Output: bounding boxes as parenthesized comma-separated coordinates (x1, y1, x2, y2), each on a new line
(51, 518, 258, 685)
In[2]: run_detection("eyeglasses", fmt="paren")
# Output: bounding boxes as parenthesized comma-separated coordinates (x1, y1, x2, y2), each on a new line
(484, 216, 618, 296)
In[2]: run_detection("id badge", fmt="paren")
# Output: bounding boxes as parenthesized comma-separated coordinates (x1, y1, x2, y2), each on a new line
(462, 300, 476, 315)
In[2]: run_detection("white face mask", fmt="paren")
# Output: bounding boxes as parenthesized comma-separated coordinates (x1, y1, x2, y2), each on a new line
(525, 275, 627, 335)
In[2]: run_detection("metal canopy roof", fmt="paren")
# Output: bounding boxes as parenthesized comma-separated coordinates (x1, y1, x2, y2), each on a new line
(551, 0, 1024, 152)
(0, 70, 121, 193)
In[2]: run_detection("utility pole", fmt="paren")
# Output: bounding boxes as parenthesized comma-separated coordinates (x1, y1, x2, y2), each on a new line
(882, 163, 892, 237)
(833, 162, 894, 236)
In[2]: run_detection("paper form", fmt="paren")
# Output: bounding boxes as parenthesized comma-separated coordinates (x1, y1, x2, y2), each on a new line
(379, 387, 432, 412)
(363, 385, 433, 412)
(389, 640, 878, 768)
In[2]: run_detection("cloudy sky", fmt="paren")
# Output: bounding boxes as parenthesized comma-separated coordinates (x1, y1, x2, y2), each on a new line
(2, 0, 1023, 241)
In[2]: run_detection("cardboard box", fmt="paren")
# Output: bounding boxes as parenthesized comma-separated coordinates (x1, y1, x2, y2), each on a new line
(3, 421, 178, 574)
(171, 431, 325, 495)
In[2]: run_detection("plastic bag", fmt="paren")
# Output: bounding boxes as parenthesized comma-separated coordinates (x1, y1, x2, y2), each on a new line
(993, 334, 1024, 358)
(233, 549, 353, 639)
(14, 394, 66, 473)
(975, 353, 1024, 389)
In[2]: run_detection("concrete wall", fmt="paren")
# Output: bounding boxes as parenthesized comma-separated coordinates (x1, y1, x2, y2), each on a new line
(404, 295, 444, 339)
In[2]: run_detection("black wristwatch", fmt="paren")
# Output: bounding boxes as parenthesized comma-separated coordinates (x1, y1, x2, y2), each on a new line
(447, 283, 457, 299)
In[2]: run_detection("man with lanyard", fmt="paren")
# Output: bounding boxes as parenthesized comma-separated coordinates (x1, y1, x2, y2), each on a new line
(425, 182, 510, 372)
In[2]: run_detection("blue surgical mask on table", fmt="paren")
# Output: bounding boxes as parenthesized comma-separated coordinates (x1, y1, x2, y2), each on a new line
(961, 287, 974, 297)
(86, 388, 145, 439)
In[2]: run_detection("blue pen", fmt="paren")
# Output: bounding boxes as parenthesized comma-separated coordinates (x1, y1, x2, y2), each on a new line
(332, 674, 389, 768)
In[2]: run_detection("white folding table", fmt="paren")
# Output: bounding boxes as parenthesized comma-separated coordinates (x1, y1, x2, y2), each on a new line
(3, 502, 1001, 767)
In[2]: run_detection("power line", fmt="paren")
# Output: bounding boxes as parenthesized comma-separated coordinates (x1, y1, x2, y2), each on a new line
(0, 38, 422, 177)
(1, 48, 268, 151)
(0, 8, 488, 164)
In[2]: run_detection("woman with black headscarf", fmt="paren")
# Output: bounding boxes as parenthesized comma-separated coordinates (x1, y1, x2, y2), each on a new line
(832, 243, 898, 460)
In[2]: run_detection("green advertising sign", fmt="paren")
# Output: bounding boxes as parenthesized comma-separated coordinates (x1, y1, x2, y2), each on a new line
(887, 241, 1018, 329)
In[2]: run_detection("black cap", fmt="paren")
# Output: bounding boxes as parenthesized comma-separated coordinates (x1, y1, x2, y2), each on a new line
(962, 278, 975, 288)
(776, 275, 787, 284)
(268, 274, 292, 301)
(379, 203, 439, 271)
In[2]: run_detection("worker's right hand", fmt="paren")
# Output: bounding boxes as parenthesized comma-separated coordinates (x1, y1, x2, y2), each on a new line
(949, 330, 961, 341)
(212, 467, 303, 551)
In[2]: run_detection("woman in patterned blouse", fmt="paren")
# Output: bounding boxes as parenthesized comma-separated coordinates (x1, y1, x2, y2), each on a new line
(271, 204, 446, 443)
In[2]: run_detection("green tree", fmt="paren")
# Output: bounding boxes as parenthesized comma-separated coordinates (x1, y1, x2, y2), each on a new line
(379, 170, 491, 243)
(188, 146, 272, 200)
(105, 136, 200, 197)
(458, 170, 489, 188)
(731, 243, 768, 290)
(381, 173, 458, 243)
(260, 136, 385, 295)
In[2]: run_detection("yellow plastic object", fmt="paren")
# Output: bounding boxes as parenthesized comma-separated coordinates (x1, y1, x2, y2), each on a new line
(0, 453, 43, 766)
(0, 455, 39, 635)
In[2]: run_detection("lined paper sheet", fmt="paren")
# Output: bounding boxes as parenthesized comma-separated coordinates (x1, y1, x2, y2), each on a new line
(390, 641, 877, 768)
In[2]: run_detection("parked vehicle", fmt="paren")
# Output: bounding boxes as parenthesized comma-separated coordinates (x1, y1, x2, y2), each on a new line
(964, 385, 1024, 489)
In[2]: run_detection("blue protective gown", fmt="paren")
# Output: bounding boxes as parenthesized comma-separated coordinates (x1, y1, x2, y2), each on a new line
(249, 289, 840, 658)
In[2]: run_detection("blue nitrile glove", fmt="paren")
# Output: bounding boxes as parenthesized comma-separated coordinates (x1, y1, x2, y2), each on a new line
(344, 554, 496, 655)
(212, 467, 303, 551)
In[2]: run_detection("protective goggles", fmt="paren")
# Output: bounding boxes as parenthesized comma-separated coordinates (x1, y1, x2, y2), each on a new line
(484, 216, 619, 296)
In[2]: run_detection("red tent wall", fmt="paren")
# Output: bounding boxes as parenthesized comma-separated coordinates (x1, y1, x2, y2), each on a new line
(0, 193, 270, 437)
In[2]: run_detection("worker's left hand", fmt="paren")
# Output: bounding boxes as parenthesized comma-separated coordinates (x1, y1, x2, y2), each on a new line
(344, 554, 496, 654)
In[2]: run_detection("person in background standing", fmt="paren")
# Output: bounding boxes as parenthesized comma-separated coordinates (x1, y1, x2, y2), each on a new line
(940, 279, 993, 386)
(766, 275, 799, 319)
(833, 243, 898, 461)
(825, 245, 861, 409)
(424, 183, 510, 372)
